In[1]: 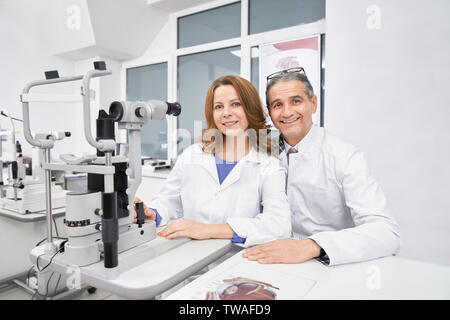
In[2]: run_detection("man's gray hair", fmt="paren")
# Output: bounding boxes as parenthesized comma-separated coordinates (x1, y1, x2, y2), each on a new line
(265, 72, 315, 108)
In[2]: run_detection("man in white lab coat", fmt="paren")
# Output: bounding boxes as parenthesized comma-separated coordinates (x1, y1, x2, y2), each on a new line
(243, 68, 400, 266)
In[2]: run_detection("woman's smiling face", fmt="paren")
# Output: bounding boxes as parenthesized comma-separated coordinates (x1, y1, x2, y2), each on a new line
(213, 84, 249, 137)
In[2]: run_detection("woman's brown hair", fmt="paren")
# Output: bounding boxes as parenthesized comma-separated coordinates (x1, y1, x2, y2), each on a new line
(201, 75, 272, 154)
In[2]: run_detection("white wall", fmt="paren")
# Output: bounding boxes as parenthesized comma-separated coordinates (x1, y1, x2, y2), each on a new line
(0, 0, 78, 157)
(0, 1, 124, 158)
(325, 0, 450, 265)
(48, 0, 96, 57)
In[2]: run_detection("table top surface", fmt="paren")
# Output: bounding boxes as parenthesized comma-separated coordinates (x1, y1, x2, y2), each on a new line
(29, 236, 232, 299)
(166, 250, 450, 300)
(0, 207, 65, 222)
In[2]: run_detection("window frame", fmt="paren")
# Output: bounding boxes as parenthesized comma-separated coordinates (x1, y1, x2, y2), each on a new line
(121, 0, 325, 162)
(125, 61, 170, 159)
(177, 1, 242, 49)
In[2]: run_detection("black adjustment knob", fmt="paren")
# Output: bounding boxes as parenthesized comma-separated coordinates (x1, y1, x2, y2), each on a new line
(65, 132, 71, 137)
(95, 223, 101, 231)
(16, 141, 22, 153)
(11, 161, 18, 179)
(166, 102, 181, 116)
(135, 202, 145, 228)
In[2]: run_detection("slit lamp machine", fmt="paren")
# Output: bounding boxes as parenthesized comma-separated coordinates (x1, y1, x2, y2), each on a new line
(22, 61, 181, 271)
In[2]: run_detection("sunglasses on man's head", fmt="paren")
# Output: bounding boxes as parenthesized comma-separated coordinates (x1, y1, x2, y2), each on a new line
(266, 67, 307, 83)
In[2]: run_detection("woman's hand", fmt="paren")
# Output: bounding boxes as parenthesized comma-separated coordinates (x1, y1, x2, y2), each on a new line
(157, 219, 212, 240)
(133, 197, 156, 223)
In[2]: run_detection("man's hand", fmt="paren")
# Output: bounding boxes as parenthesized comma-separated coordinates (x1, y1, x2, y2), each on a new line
(242, 238, 322, 264)
(157, 219, 211, 240)
(133, 197, 156, 223)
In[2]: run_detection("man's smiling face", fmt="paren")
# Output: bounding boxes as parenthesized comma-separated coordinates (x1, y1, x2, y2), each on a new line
(268, 80, 317, 146)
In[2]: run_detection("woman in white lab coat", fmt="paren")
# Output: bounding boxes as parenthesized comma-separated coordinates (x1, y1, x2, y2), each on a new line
(135, 75, 291, 246)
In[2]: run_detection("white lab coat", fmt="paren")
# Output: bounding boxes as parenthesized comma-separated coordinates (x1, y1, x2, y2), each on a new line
(148, 143, 292, 246)
(281, 125, 400, 266)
